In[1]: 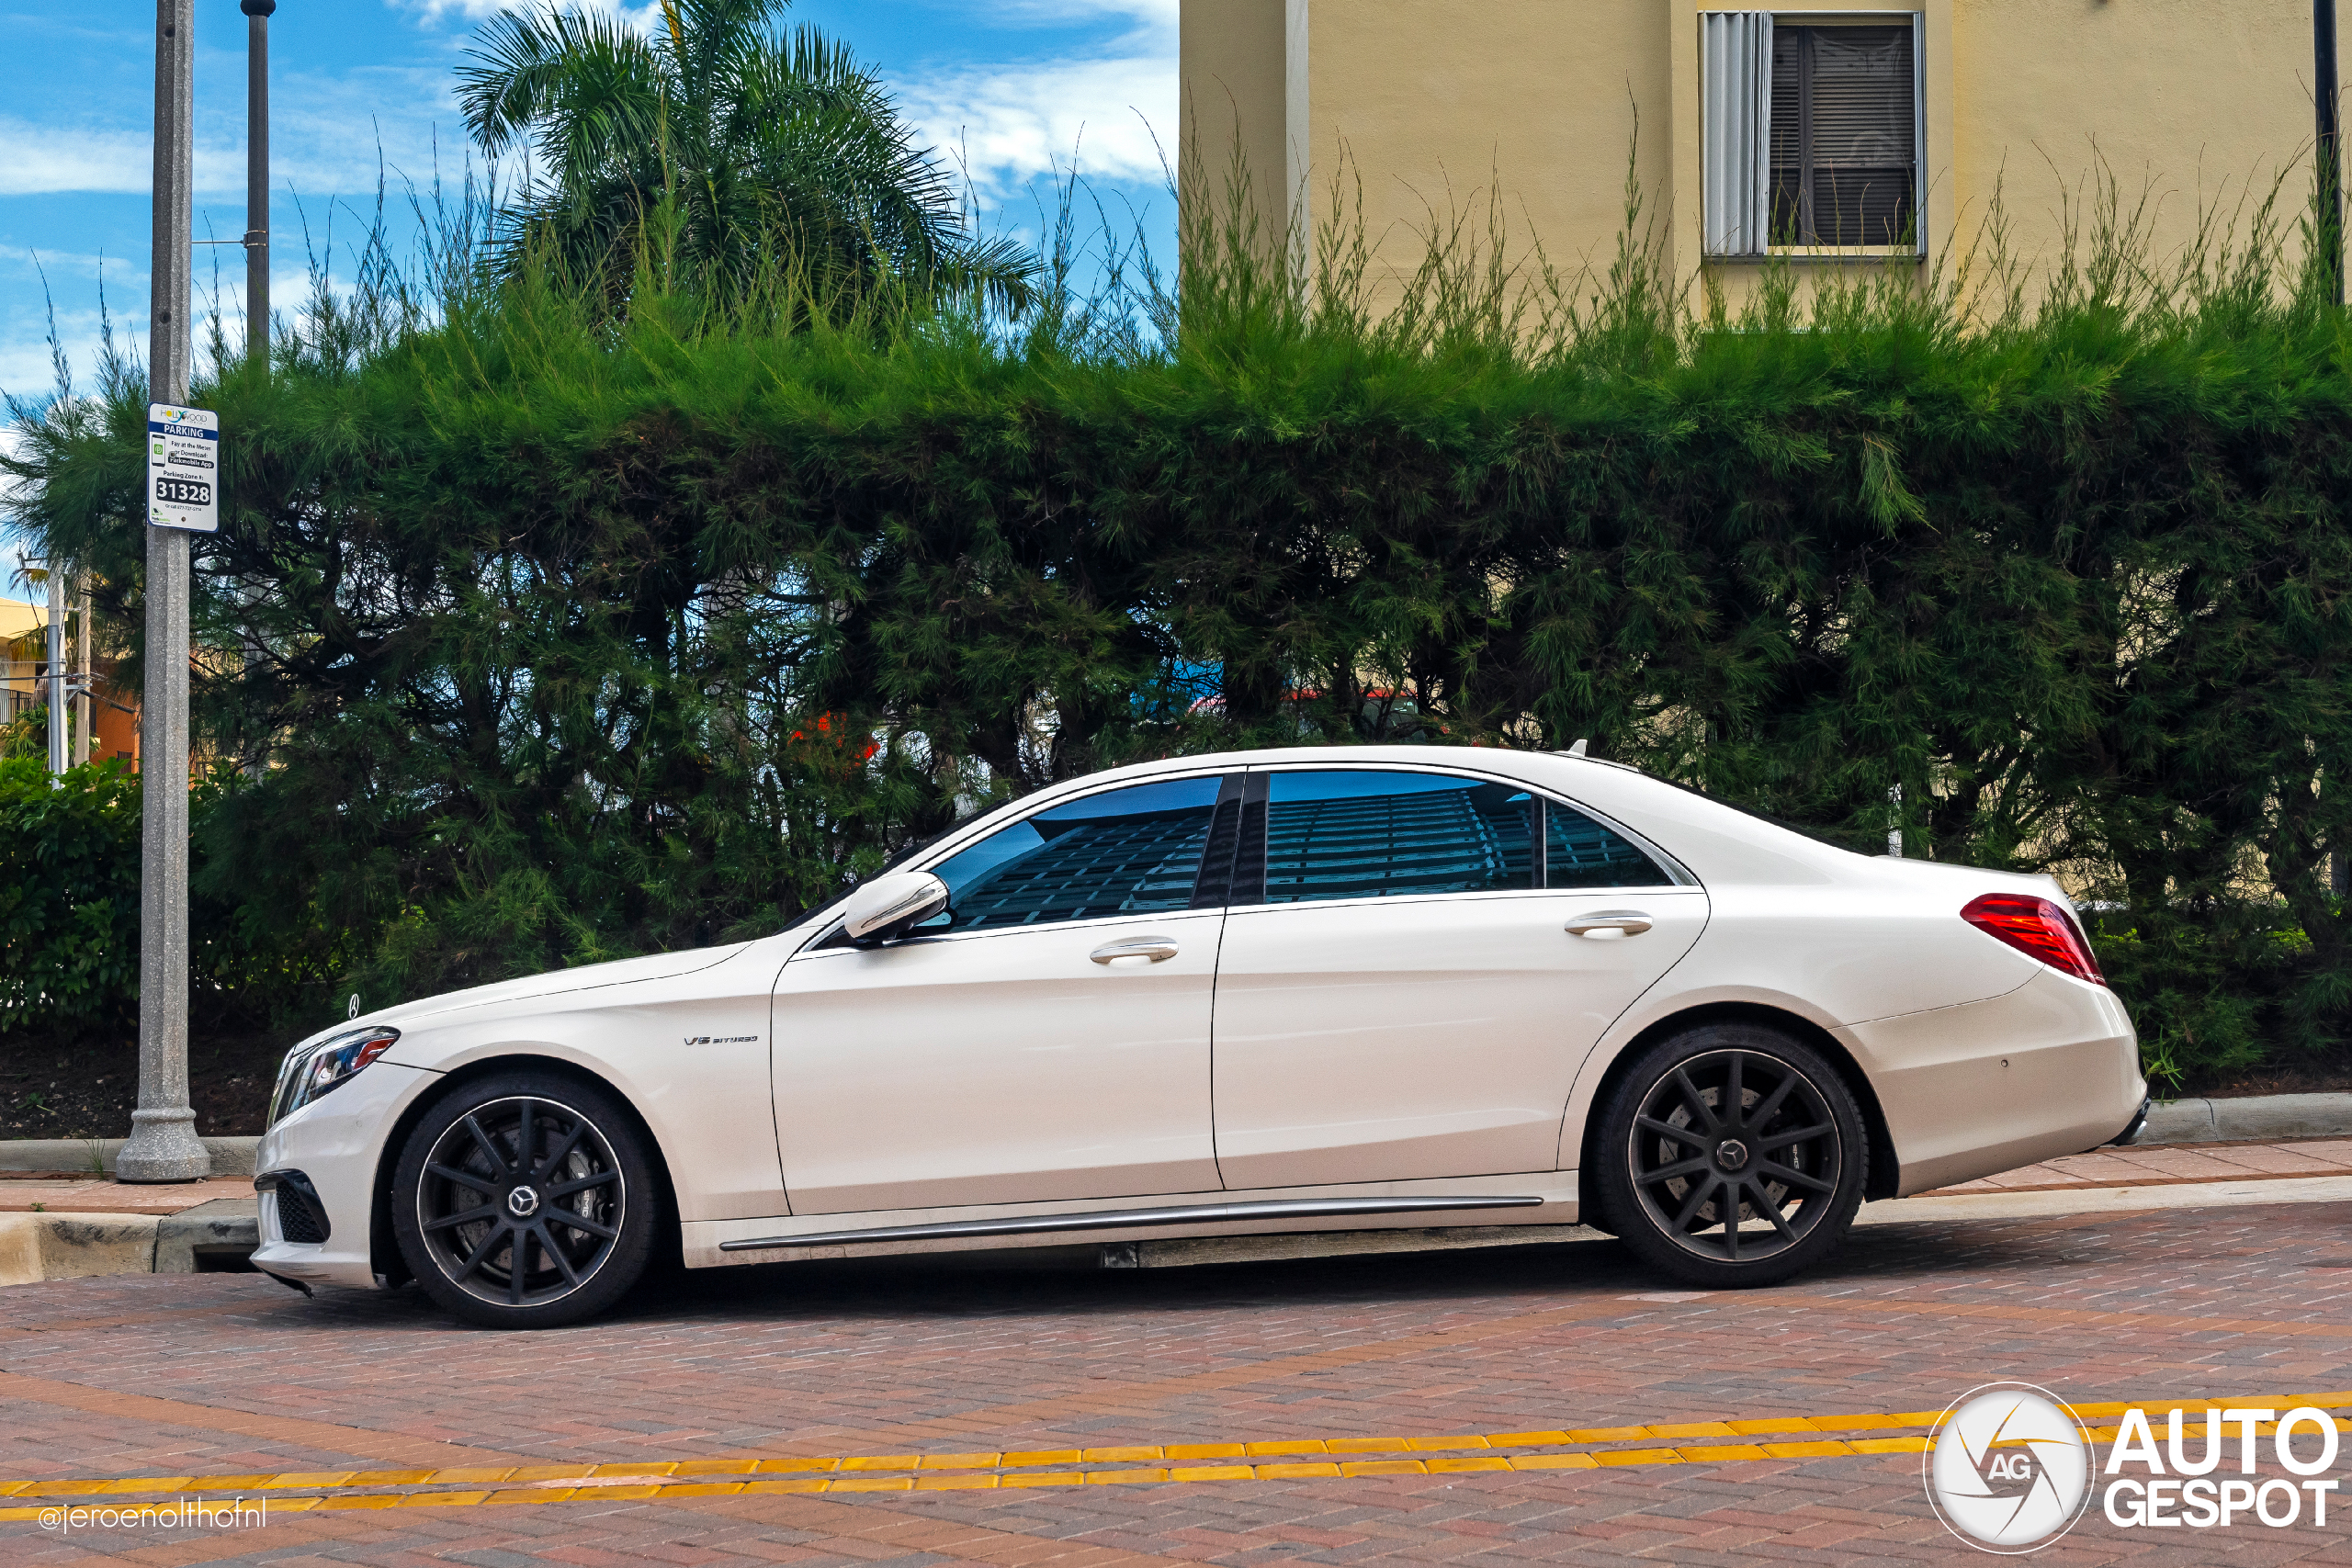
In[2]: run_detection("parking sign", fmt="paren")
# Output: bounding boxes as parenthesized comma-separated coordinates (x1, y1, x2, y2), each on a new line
(147, 403, 220, 532)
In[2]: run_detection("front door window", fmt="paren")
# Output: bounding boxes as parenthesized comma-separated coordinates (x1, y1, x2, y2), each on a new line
(930, 776, 1222, 928)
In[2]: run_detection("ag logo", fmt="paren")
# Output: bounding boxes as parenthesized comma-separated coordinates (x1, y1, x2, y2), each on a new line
(1924, 1382, 2094, 1552)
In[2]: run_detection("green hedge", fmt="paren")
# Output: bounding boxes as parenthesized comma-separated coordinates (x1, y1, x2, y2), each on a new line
(0, 759, 141, 1032)
(11, 250, 2352, 1086)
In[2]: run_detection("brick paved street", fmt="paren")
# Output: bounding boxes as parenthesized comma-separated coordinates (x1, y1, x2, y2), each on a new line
(6, 1195, 2352, 1566)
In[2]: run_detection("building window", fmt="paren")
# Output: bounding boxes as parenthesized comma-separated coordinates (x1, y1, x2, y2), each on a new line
(1702, 11, 1922, 257)
(1770, 24, 1916, 247)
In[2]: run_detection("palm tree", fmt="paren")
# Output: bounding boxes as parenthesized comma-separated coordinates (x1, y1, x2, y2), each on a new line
(458, 0, 1035, 312)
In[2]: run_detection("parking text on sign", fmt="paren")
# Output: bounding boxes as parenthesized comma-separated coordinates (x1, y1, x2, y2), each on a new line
(146, 403, 220, 532)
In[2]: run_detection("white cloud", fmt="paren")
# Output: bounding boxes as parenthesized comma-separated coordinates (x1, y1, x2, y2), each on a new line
(970, 0, 1174, 38)
(255, 65, 483, 200)
(0, 424, 40, 545)
(903, 55, 1174, 197)
(392, 0, 1170, 35)
(0, 248, 141, 285)
(391, 0, 667, 28)
(0, 61, 468, 203)
(0, 303, 131, 403)
(0, 118, 250, 197)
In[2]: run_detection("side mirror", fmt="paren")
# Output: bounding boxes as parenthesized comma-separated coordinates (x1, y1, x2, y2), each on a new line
(837, 871, 950, 945)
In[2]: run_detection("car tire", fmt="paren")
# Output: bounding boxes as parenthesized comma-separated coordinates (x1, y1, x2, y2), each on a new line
(1593, 1023, 1867, 1290)
(390, 1072, 659, 1329)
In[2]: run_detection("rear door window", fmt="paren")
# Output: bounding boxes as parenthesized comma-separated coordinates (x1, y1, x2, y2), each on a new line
(1262, 771, 1535, 903)
(1256, 768, 1668, 902)
(1545, 798, 1674, 888)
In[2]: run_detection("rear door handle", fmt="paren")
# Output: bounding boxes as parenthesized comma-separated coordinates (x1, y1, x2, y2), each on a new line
(1566, 910, 1653, 938)
(1091, 936, 1179, 964)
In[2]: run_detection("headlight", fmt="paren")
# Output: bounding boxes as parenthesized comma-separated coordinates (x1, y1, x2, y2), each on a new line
(268, 1027, 400, 1126)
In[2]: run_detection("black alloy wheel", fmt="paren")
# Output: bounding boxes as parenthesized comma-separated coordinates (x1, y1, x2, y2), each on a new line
(1594, 1024, 1867, 1289)
(391, 1074, 657, 1328)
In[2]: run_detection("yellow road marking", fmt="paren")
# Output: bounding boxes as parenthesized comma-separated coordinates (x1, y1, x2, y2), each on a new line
(4, 1389, 2346, 1518)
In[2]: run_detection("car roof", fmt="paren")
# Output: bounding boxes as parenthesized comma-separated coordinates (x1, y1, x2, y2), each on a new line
(922, 745, 1866, 889)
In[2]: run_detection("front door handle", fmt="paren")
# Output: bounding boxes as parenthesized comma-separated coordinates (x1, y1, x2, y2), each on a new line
(1091, 936, 1179, 964)
(1566, 910, 1653, 939)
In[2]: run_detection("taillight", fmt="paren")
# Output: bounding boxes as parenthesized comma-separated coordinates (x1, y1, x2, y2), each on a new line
(1960, 894, 2107, 986)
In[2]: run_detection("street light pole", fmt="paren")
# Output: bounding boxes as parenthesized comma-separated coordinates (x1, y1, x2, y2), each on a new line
(243, 0, 273, 365)
(74, 577, 90, 768)
(118, 0, 209, 1185)
(45, 565, 65, 776)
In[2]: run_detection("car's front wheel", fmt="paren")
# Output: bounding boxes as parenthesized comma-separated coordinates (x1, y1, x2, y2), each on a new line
(1593, 1024, 1866, 1289)
(390, 1073, 658, 1328)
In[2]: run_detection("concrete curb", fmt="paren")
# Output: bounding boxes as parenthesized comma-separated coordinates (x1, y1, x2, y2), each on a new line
(0, 1136, 258, 1177)
(0, 1198, 258, 1286)
(155, 1197, 260, 1274)
(2136, 1092, 2352, 1145)
(0, 1213, 168, 1287)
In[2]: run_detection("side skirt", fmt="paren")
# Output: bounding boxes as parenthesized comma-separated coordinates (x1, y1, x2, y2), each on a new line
(718, 1193, 1545, 1255)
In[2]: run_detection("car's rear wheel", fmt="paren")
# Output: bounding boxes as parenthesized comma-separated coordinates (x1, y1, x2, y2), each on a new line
(390, 1074, 657, 1328)
(1594, 1024, 1866, 1289)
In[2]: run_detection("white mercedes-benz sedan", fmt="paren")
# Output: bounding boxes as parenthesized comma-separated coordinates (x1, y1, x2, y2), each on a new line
(251, 746, 2146, 1327)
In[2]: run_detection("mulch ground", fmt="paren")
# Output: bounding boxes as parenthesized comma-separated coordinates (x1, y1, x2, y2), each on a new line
(2197, 1059, 2352, 1098)
(0, 1030, 287, 1140)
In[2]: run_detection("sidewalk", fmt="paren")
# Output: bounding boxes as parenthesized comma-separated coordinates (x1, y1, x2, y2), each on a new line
(0, 1172, 259, 1287)
(1920, 1134, 2352, 1194)
(0, 1175, 254, 1214)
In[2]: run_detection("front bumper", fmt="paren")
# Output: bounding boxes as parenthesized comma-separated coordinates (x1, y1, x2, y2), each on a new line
(249, 1060, 437, 1290)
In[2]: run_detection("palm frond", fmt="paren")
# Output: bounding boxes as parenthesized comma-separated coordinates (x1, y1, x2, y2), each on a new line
(458, 0, 1037, 321)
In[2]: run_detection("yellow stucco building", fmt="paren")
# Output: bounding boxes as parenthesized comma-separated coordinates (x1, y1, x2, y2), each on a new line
(1182, 1, 2341, 306)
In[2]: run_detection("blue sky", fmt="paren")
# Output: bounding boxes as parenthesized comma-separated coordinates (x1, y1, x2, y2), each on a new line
(0, 0, 1176, 592)
(0, 0, 1176, 401)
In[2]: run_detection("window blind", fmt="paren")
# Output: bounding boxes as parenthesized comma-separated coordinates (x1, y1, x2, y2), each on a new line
(1770, 24, 1917, 247)
(1702, 12, 1775, 256)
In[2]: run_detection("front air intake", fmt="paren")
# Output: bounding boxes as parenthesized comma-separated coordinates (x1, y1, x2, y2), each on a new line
(257, 1169, 332, 1244)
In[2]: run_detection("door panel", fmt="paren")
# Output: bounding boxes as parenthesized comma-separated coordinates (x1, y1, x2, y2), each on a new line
(770, 773, 1230, 1215)
(1208, 765, 1704, 1190)
(773, 912, 1225, 1212)
(1210, 890, 1707, 1187)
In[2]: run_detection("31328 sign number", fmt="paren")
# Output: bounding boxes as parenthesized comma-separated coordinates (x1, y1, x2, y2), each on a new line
(153, 475, 211, 507)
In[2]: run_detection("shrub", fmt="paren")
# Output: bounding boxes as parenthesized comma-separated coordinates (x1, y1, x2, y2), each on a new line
(0, 759, 141, 1032)
(8, 165, 2352, 1090)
